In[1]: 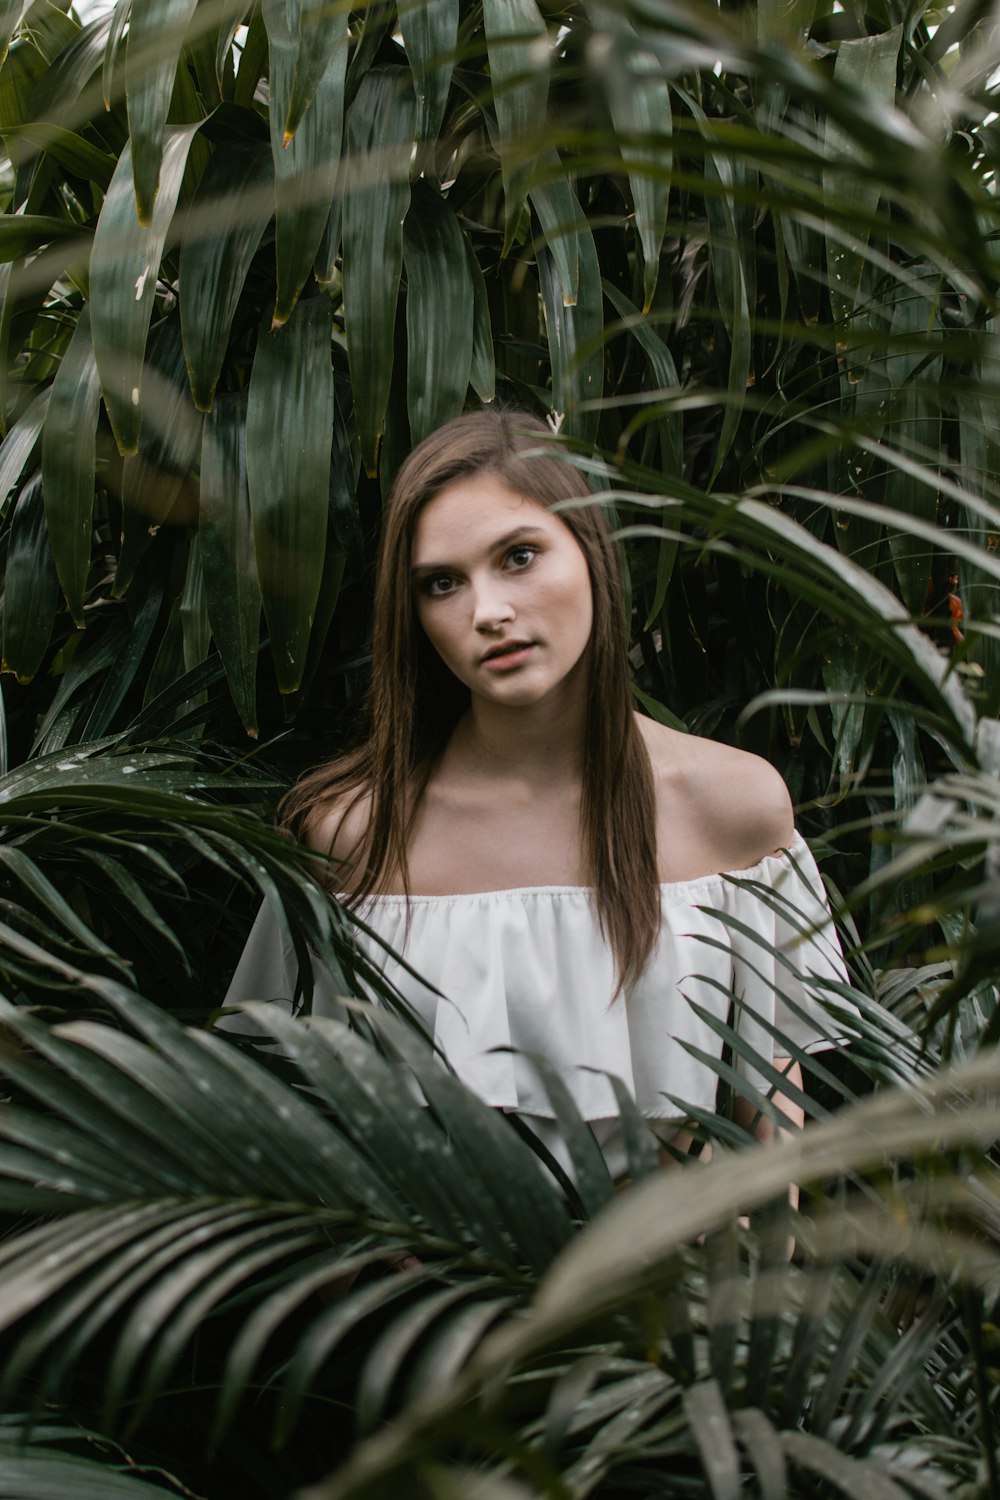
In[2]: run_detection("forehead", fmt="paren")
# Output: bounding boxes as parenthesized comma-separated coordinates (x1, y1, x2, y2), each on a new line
(411, 472, 566, 564)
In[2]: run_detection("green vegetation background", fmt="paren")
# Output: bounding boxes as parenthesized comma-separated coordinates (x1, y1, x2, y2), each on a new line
(1, 0, 1000, 1495)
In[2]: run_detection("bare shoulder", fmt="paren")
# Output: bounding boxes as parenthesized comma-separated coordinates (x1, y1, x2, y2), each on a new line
(637, 715, 794, 879)
(301, 784, 373, 890)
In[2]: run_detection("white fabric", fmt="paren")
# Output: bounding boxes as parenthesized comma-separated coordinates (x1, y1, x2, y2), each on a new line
(224, 833, 855, 1137)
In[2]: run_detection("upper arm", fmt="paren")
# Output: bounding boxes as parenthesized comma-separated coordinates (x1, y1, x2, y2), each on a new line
(303, 786, 373, 892)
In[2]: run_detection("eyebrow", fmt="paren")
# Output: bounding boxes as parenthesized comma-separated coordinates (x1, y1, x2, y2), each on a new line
(410, 524, 546, 576)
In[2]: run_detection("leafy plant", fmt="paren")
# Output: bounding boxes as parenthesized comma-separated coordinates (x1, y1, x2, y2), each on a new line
(1, 0, 1000, 1495)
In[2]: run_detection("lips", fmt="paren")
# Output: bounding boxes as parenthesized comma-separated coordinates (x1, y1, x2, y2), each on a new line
(481, 640, 535, 663)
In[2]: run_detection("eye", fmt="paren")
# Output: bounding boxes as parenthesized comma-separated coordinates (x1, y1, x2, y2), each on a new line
(422, 574, 457, 598)
(506, 544, 538, 571)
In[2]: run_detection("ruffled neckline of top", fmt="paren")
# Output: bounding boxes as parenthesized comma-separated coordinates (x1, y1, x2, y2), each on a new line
(358, 831, 809, 907)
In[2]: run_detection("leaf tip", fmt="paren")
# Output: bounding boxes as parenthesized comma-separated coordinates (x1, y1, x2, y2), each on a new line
(281, 129, 294, 149)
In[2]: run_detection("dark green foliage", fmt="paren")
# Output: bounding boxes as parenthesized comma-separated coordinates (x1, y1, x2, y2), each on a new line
(0, 0, 999, 1495)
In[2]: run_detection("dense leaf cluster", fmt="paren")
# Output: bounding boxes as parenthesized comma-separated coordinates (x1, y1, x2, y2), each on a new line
(0, 0, 999, 1496)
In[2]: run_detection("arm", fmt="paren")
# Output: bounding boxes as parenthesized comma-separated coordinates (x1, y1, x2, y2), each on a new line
(734, 1057, 803, 1220)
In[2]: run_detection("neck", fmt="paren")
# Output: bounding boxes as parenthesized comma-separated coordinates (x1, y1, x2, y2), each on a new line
(452, 677, 589, 785)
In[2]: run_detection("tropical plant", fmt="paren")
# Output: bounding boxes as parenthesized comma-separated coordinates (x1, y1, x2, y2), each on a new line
(0, 956, 995, 1499)
(1, 0, 1000, 1495)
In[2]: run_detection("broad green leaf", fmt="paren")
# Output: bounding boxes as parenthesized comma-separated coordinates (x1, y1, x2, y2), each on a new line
(90, 125, 201, 455)
(1, 472, 58, 681)
(698, 120, 751, 481)
(19, 0, 78, 64)
(179, 529, 211, 676)
(200, 391, 261, 735)
(592, 9, 670, 311)
(403, 182, 474, 444)
(125, 0, 200, 224)
(328, 384, 361, 549)
(0, 32, 45, 174)
(246, 296, 331, 694)
(3, 122, 115, 185)
(28, 8, 111, 120)
(824, 26, 902, 328)
(528, 157, 580, 308)
(467, 242, 495, 403)
(179, 137, 273, 409)
(0, 214, 80, 262)
(883, 275, 942, 614)
(0, 1445, 184, 1496)
(231, 5, 267, 108)
(602, 279, 681, 476)
(283, 0, 350, 144)
(342, 67, 415, 474)
(731, 1408, 788, 1500)
(117, 314, 202, 594)
(40, 303, 101, 626)
(214, 4, 243, 93)
(0, 385, 48, 511)
(399, 0, 458, 143)
(780, 1432, 910, 1500)
(75, 578, 165, 740)
(0, 2, 29, 68)
(683, 1381, 742, 1500)
(482, 0, 549, 256)
(264, 0, 348, 325)
(537, 207, 602, 443)
(102, 0, 130, 111)
(313, 193, 341, 288)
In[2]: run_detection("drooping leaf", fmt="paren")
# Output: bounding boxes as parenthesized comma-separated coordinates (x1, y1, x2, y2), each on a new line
(90, 125, 202, 455)
(282, 0, 351, 145)
(482, 0, 549, 256)
(399, 0, 458, 144)
(537, 206, 603, 443)
(403, 182, 474, 444)
(264, 0, 348, 325)
(125, 0, 201, 224)
(0, 385, 48, 511)
(0, 30, 46, 182)
(0, 2, 30, 69)
(199, 390, 261, 735)
(246, 296, 331, 694)
(101, 0, 130, 111)
(179, 136, 273, 410)
(528, 156, 580, 308)
(2, 121, 115, 186)
(467, 242, 495, 404)
(823, 26, 903, 328)
(883, 274, 942, 614)
(341, 66, 415, 474)
(1, 472, 59, 681)
(40, 303, 101, 626)
(117, 314, 202, 594)
(0, 213, 81, 262)
(591, 8, 671, 311)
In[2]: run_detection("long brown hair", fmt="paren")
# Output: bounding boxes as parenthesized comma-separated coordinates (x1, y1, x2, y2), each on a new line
(282, 408, 660, 990)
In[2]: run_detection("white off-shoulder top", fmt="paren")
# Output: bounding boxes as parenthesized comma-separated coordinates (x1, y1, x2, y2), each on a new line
(225, 834, 855, 1150)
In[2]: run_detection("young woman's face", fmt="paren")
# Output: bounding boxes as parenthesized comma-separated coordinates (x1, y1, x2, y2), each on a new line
(410, 472, 594, 710)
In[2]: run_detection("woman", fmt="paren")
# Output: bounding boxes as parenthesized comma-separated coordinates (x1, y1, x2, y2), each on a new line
(228, 408, 851, 1177)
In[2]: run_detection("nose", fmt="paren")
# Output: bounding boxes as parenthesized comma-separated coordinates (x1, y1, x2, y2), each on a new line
(471, 574, 515, 633)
